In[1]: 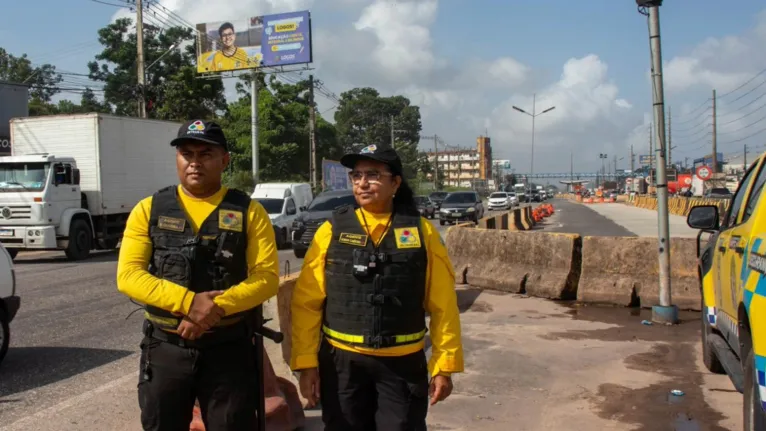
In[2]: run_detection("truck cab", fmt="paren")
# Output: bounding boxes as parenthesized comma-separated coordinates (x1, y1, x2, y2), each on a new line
(0, 154, 90, 259)
(251, 183, 313, 249)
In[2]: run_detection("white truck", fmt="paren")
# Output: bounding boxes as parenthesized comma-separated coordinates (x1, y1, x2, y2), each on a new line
(2, 113, 181, 260)
(251, 182, 313, 249)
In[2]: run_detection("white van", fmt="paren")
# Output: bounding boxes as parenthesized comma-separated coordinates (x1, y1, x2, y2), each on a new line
(251, 183, 313, 249)
(0, 242, 18, 365)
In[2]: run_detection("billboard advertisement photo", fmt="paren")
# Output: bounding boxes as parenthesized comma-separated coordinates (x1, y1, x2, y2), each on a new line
(196, 10, 312, 74)
(322, 159, 350, 191)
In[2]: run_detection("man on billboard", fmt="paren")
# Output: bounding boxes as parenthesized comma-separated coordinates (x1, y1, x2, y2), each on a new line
(198, 22, 259, 72)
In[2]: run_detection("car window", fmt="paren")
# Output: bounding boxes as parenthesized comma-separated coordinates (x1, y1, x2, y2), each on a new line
(443, 193, 475, 204)
(490, 192, 506, 198)
(724, 162, 760, 228)
(743, 160, 766, 222)
(286, 198, 296, 213)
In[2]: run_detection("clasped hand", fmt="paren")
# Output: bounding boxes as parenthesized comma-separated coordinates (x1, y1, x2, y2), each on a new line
(177, 290, 226, 340)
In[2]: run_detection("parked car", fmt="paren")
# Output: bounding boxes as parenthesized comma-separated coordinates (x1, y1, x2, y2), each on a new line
(291, 189, 357, 258)
(428, 191, 449, 210)
(0, 242, 18, 366)
(686, 150, 766, 427)
(487, 192, 513, 211)
(438, 191, 484, 225)
(414, 196, 436, 219)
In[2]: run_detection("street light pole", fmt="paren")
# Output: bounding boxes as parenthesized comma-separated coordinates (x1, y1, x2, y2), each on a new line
(513, 94, 555, 179)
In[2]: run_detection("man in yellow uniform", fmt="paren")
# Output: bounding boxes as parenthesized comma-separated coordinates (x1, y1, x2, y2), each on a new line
(198, 22, 256, 72)
(116, 119, 279, 431)
(290, 145, 464, 430)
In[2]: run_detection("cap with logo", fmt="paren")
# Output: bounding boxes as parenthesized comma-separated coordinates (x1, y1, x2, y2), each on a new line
(169, 120, 228, 150)
(340, 144, 403, 176)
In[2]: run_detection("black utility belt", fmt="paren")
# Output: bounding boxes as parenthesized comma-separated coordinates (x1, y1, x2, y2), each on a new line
(142, 319, 250, 349)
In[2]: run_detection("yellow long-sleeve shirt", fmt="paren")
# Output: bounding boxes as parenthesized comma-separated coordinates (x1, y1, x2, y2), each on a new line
(116, 185, 280, 318)
(290, 208, 464, 378)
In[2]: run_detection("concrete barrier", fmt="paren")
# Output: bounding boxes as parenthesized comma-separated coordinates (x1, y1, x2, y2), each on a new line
(577, 236, 700, 310)
(626, 194, 731, 218)
(509, 208, 524, 230)
(446, 226, 581, 299)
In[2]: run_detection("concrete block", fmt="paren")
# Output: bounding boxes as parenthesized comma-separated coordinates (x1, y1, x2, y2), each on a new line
(446, 227, 580, 299)
(275, 274, 299, 367)
(578, 236, 700, 310)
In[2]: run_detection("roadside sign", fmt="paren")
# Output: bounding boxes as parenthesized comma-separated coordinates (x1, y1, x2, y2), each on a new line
(696, 165, 712, 181)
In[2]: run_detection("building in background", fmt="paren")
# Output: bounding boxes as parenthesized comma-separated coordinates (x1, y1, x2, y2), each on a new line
(426, 135, 494, 188)
(0, 81, 29, 155)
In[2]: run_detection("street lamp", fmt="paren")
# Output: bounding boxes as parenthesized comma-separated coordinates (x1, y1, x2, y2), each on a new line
(512, 93, 555, 178)
(599, 153, 608, 187)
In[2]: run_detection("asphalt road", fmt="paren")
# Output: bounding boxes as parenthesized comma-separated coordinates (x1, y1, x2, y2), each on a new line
(537, 198, 636, 237)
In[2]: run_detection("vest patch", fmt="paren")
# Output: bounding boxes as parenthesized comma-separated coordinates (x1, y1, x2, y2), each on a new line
(394, 227, 421, 249)
(219, 210, 244, 232)
(157, 216, 185, 232)
(338, 232, 368, 247)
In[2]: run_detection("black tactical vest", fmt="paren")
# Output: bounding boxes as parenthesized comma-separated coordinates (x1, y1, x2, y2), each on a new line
(144, 186, 250, 328)
(322, 205, 428, 349)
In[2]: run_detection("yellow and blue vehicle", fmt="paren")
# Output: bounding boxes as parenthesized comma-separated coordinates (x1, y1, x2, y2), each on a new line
(687, 151, 766, 430)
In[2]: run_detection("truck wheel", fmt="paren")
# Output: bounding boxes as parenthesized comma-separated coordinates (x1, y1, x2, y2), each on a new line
(744, 349, 766, 430)
(0, 308, 9, 366)
(65, 219, 92, 261)
(293, 248, 307, 259)
(701, 297, 725, 374)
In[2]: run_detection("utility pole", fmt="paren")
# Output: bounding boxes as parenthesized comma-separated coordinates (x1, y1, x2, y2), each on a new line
(641, 0, 676, 324)
(712, 89, 718, 173)
(630, 144, 635, 173)
(136, 0, 146, 118)
(420, 134, 440, 190)
(308, 75, 317, 189)
(570, 150, 574, 193)
(251, 71, 259, 182)
(390, 115, 406, 150)
(667, 106, 672, 164)
(649, 123, 653, 185)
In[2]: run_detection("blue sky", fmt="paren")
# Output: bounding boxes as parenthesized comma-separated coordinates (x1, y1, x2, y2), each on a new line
(3, 0, 766, 173)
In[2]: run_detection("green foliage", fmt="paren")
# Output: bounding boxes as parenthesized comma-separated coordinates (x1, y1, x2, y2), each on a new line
(0, 48, 62, 103)
(88, 18, 226, 120)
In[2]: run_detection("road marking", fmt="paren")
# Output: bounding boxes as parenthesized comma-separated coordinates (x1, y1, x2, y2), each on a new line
(0, 371, 139, 431)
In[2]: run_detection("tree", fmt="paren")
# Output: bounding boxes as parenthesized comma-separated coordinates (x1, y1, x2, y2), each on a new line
(333, 88, 423, 179)
(88, 19, 226, 120)
(0, 48, 63, 103)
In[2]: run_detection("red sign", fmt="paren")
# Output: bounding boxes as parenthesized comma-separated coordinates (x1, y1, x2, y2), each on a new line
(696, 165, 712, 181)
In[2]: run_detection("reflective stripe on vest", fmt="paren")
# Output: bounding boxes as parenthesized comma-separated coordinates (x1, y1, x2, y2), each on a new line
(322, 325, 427, 346)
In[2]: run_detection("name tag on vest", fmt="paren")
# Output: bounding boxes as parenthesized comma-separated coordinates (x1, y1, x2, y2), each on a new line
(219, 210, 244, 232)
(339, 233, 368, 247)
(394, 227, 421, 249)
(158, 216, 185, 232)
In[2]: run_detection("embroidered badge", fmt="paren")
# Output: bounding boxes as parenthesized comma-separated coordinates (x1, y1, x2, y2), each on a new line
(339, 232, 368, 247)
(394, 227, 421, 249)
(157, 216, 185, 232)
(219, 210, 243, 232)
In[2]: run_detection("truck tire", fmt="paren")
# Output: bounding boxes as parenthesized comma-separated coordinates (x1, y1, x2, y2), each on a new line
(0, 308, 9, 366)
(744, 349, 766, 430)
(293, 248, 307, 259)
(65, 219, 92, 261)
(701, 297, 725, 374)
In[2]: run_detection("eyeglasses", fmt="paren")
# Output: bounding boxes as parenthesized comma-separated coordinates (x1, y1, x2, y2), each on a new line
(348, 170, 392, 184)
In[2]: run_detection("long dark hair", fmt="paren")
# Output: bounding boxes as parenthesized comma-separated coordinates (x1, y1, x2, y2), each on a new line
(393, 177, 419, 215)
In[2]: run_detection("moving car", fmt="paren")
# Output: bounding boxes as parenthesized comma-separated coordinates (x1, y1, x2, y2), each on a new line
(686, 150, 766, 428)
(428, 191, 448, 210)
(415, 196, 436, 219)
(438, 191, 484, 225)
(487, 192, 513, 210)
(291, 189, 357, 258)
(0, 242, 18, 366)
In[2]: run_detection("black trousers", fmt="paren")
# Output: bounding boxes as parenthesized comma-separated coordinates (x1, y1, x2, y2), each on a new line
(137, 335, 258, 431)
(318, 339, 430, 431)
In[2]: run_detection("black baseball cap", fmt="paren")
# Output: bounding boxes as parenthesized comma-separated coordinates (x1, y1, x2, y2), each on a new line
(169, 120, 228, 150)
(340, 144, 403, 176)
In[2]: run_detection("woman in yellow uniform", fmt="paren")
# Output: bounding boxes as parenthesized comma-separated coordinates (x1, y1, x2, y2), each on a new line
(290, 144, 464, 430)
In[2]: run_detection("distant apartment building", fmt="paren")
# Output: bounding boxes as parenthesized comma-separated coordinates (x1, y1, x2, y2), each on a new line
(427, 135, 493, 188)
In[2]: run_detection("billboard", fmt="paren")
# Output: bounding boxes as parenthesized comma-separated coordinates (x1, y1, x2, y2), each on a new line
(196, 10, 312, 74)
(492, 159, 511, 169)
(639, 155, 655, 165)
(322, 159, 350, 191)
